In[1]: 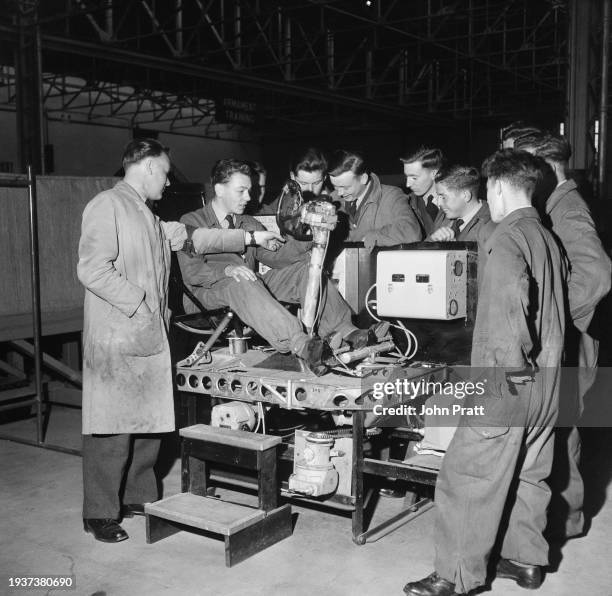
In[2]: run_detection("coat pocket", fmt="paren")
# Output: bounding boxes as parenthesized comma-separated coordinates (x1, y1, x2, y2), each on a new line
(111, 308, 165, 357)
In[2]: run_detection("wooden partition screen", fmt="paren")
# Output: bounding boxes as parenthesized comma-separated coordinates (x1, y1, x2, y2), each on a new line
(0, 175, 117, 341)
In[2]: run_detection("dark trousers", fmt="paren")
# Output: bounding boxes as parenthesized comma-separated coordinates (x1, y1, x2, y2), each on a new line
(433, 368, 559, 594)
(194, 260, 355, 353)
(82, 433, 161, 519)
(548, 331, 599, 538)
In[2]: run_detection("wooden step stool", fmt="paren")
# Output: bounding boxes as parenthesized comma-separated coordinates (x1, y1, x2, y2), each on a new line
(145, 424, 292, 566)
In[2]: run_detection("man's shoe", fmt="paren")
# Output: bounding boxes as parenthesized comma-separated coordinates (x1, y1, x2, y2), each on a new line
(296, 337, 332, 377)
(121, 503, 145, 518)
(83, 519, 128, 543)
(496, 559, 542, 589)
(344, 321, 391, 350)
(403, 573, 459, 596)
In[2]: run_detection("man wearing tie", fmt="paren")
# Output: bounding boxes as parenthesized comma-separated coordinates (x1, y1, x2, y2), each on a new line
(178, 158, 373, 376)
(427, 165, 492, 243)
(328, 149, 422, 250)
(401, 146, 446, 237)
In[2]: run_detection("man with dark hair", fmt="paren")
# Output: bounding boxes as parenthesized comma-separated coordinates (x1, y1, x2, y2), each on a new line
(178, 158, 372, 375)
(427, 165, 491, 242)
(328, 149, 421, 249)
(401, 147, 446, 236)
(516, 131, 612, 539)
(290, 147, 329, 198)
(404, 149, 565, 595)
(77, 140, 283, 544)
(246, 160, 267, 213)
(500, 120, 541, 149)
(256, 147, 329, 215)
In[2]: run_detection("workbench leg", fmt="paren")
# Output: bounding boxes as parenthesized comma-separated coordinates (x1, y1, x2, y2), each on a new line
(352, 409, 366, 544)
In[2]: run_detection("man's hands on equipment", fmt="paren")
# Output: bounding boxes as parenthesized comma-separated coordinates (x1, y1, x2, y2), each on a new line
(224, 264, 258, 282)
(250, 230, 285, 251)
(428, 226, 456, 241)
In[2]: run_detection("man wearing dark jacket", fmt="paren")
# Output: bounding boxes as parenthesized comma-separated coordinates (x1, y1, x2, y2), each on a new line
(178, 159, 371, 376)
(401, 147, 446, 237)
(516, 131, 612, 539)
(426, 165, 492, 243)
(404, 150, 565, 595)
(328, 149, 422, 250)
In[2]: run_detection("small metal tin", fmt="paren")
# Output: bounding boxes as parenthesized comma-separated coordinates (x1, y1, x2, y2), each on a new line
(228, 337, 248, 355)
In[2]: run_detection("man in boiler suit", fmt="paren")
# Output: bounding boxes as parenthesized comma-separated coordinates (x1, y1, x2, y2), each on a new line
(77, 139, 283, 543)
(404, 150, 565, 595)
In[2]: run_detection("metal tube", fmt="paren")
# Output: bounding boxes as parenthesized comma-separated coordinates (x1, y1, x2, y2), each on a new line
(175, 0, 182, 53)
(301, 228, 328, 334)
(27, 165, 44, 445)
(0, 433, 81, 457)
(105, 0, 113, 38)
(599, 0, 610, 197)
(35, 21, 45, 174)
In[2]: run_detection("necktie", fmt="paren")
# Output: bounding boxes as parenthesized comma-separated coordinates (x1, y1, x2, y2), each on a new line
(450, 218, 464, 238)
(224, 214, 235, 229)
(344, 200, 357, 222)
(426, 195, 439, 221)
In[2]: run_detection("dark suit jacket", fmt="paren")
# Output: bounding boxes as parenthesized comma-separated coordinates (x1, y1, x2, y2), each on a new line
(407, 192, 439, 237)
(428, 201, 493, 242)
(177, 203, 309, 291)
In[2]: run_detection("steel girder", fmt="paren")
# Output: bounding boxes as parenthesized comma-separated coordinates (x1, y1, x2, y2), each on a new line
(0, 0, 569, 137)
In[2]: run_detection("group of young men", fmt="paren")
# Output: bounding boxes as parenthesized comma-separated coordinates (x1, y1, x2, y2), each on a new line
(77, 127, 611, 596)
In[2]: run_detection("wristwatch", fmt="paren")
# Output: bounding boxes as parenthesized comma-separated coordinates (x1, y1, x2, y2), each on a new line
(248, 230, 257, 246)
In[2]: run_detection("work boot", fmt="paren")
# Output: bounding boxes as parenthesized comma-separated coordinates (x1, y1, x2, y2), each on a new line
(344, 321, 391, 349)
(295, 336, 333, 377)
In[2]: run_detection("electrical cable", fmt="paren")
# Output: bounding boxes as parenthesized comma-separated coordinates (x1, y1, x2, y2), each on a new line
(364, 283, 419, 359)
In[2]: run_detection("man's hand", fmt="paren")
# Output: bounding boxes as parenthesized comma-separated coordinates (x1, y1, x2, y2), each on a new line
(224, 265, 257, 282)
(428, 226, 456, 242)
(252, 230, 285, 251)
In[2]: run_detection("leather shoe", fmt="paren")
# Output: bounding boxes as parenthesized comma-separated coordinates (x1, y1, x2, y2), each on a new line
(121, 503, 145, 518)
(496, 559, 542, 589)
(296, 337, 333, 376)
(84, 519, 128, 543)
(403, 572, 459, 596)
(344, 321, 391, 349)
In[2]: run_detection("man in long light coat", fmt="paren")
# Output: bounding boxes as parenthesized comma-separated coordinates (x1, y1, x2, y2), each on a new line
(77, 139, 282, 543)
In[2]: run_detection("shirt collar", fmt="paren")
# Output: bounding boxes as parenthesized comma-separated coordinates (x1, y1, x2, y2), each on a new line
(118, 180, 147, 203)
(484, 206, 539, 252)
(211, 199, 233, 227)
(354, 179, 372, 211)
(457, 200, 482, 230)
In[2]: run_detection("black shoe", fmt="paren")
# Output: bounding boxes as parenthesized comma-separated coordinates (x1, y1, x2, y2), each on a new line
(403, 573, 459, 596)
(83, 518, 128, 543)
(344, 321, 391, 350)
(121, 503, 145, 518)
(496, 559, 542, 589)
(296, 337, 332, 376)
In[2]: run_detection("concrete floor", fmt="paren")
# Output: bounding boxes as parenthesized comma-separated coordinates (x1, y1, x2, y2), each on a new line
(1, 404, 612, 596)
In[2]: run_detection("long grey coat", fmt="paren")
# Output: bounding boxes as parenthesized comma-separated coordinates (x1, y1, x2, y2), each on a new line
(77, 181, 245, 434)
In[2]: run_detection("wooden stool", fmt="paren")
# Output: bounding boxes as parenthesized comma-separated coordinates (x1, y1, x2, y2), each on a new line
(145, 424, 292, 566)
